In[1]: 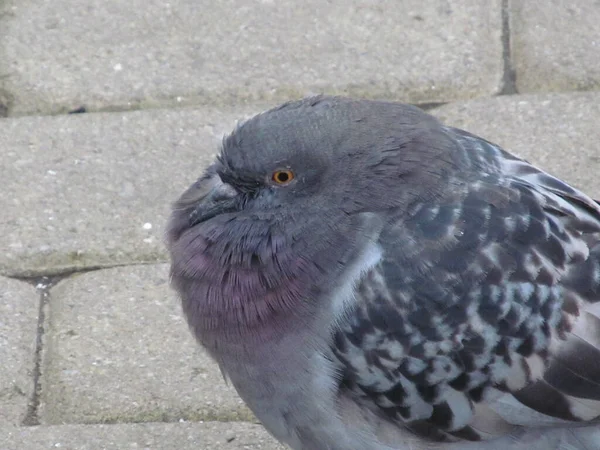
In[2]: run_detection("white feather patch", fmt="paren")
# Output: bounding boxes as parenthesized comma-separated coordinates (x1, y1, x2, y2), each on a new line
(329, 241, 383, 320)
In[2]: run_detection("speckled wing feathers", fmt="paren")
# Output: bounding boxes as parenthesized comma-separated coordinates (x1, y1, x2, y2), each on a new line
(332, 128, 600, 442)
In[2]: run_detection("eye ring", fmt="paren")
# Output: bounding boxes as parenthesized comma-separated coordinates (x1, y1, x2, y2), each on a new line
(272, 169, 294, 185)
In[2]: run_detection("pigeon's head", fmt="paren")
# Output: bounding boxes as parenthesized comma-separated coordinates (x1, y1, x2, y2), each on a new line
(167, 96, 452, 342)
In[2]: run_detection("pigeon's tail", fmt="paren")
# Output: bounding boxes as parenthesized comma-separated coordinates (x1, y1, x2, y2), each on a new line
(498, 240, 600, 424)
(512, 306, 600, 421)
(466, 294, 600, 449)
(443, 424, 600, 450)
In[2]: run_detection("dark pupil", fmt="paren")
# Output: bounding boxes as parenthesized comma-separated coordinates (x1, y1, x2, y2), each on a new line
(277, 172, 289, 182)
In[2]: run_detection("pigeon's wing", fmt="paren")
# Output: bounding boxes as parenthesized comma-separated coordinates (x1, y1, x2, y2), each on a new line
(332, 128, 600, 443)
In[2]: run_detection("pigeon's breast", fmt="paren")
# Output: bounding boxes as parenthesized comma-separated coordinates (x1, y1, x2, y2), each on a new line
(170, 219, 326, 339)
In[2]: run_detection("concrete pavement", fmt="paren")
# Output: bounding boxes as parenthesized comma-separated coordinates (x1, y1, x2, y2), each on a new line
(1, 0, 502, 116)
(1, 0, 599, 448)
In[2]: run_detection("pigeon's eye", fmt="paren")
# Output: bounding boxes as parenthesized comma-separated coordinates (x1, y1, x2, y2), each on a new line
(272, 169, 294, 185)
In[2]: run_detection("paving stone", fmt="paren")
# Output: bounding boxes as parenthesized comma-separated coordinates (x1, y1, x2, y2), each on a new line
(0, 277, 38, 426)
(0, 0, 503, 116)
(511, 0, 600, 93)
(0, 105, 265, 277)
(433, 92, 600, 198)
(40, 264, 253, 425)
(0, 422, 285, 450)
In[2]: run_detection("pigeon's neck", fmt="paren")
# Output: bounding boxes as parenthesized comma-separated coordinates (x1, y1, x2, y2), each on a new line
(176, 214, 384, 347)
(175, 238, 328, 352)
(172, 210, 383, 362)
(187, 261, 323, 353)
(196, 236, 384, 356)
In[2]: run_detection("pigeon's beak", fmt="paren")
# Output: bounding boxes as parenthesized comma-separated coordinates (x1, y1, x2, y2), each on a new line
(181, 174, 239, 227)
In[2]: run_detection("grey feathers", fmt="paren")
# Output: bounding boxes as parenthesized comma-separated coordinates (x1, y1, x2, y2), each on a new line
(332, 126, 600, 442)
(167, 96, 600, 449)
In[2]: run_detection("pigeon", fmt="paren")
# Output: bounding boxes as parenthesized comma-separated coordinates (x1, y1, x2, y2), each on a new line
(167, 96, 600, 450)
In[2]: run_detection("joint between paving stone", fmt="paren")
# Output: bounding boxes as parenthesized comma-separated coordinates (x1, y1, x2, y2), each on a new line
(0, 86, 13, 117)
(499, 0, 518, 95)
(5, 260, 169, 280)
(59, 100, 450, 118)
(21, 279, 53, 426)
(5, 84, 471, 119)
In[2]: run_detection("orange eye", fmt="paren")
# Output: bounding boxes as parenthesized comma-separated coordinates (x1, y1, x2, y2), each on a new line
(272, 169, 294, 185)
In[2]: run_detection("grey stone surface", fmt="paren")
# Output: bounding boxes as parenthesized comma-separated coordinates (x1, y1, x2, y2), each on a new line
(0, 422, 285, 450)
(0, 0, 503, 116)
(0, 277, 38, 426)
(0, 105, 265, 277)
(433, 92, 600, 198)
(511, 0, 600, 93)
(40, 264, 253, 425)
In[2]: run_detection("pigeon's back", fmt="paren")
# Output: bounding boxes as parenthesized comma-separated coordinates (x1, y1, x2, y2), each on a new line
(332, 126, 600, 448)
